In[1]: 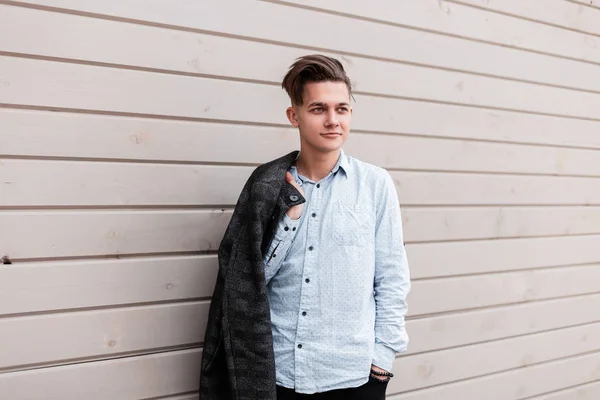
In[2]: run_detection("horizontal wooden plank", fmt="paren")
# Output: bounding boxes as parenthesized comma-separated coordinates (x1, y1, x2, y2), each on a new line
(3, 109, 600, 172)
(406, 292, 600, 354)
(4, 255, 598, 318)
(3, 160, 600, 207)
(0, 302, 206, 370)
(2, 210, 598, 270)
(410, 234, 600, 278)
(2, 208, 599, 259)
(3, 7, 600, 120)
(452, 0, 600, 37)
(10, 0, 600, 94)
(2, 295, 599, 392)
(150, 395, 199, 400)
(527, 380, 600, 400)
(0, 348, 201, 400)
(4, 57, 600, 150)
(277, 0, 600, 65)
(393, 321, 600, 392)
(570, 0, 600, 10)
(410, 263, 600, 316)
(0, 210, 231, 259)
(388, 350, 600, 399)
(0, 256, 217, 315)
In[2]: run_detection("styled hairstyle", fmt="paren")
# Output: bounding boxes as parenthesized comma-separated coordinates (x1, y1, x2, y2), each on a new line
(281, 54, 352, 106)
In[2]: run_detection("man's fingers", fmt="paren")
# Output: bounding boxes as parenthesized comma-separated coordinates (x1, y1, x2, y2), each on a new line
(285, 171, 304, 195)
(285, 171, 295, 184)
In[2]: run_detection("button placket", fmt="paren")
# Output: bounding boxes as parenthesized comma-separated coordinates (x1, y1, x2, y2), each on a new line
(295, 180, 319, 376)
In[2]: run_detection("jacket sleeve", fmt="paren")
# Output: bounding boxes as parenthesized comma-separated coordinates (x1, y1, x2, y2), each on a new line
(372, 172, 411, 372)
(263, 215, 300, 283)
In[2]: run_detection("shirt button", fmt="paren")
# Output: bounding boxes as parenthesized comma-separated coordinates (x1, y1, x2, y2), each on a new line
(302, 311, 307, 316)
(311, 213, 316, 218)
(292, 227, 296, 231)
(272, 254, 276, 258)
(290, 195, 299, 202)
(297, 344, 303, 349)
(316, 184, 321, 188)
(284, 226, 289, 231)
(308, 246, 314, 251)
(305, 278, 310, 283)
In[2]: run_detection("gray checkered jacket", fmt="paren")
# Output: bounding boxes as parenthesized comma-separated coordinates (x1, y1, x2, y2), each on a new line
(200, 151, 305, 399)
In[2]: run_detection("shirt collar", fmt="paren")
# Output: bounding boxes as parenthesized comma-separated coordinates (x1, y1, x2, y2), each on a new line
(294, 149, 350, 176)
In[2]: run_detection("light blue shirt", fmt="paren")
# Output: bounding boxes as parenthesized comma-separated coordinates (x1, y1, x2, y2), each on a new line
(264, 150, 411, 394)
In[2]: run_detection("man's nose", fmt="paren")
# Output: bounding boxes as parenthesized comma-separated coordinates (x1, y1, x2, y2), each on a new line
(325, 111, 339, 127)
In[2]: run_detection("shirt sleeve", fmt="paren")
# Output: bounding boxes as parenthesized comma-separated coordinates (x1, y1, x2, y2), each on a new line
(372, 172, 412, 372)
(264, 214, 301, 283)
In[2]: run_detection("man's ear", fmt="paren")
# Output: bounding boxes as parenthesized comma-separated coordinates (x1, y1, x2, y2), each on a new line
(286, 106, 299, 128)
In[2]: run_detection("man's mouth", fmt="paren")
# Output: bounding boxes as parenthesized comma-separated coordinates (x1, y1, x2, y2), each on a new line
(321, 132, 342, 137)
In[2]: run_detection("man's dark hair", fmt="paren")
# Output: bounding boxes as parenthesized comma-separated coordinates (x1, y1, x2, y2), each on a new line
(281, 54, 352, 106)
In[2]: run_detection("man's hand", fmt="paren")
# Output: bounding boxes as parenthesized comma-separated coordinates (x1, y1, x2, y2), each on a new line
(285, 171, 305, 220)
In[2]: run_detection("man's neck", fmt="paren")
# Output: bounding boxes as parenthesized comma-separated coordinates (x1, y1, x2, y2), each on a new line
(295, 148, 341, 182)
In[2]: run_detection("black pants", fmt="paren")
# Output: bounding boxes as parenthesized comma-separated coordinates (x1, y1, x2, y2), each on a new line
(276, 376, 388, 400)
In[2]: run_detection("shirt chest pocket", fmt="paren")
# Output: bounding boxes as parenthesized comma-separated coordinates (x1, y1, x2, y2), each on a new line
(332, 204, 374, 246)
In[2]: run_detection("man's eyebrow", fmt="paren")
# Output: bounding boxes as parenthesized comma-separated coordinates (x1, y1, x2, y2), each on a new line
(307, 102, 350, 107)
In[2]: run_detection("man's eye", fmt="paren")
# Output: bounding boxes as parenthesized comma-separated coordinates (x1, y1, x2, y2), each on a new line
(312, 108, 323, 112)
(338, 107, 349, 113)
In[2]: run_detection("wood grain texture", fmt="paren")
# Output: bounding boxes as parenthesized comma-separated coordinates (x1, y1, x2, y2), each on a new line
(3, 109, 600, 172)
(0, 349, 201, 400)
(7, 0, 600, 92)
(3, 5, 600, 117)
(0, 256, 217, 315)
(0, 302, 206, 369)
(274, 0, 600, 65)
(387, 350, 600, 399)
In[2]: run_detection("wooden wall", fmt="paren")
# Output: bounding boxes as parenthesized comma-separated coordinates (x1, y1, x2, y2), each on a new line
(1, 1, 599, 398)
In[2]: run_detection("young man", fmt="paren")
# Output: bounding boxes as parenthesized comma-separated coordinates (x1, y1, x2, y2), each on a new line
(200, 55, 410, 400)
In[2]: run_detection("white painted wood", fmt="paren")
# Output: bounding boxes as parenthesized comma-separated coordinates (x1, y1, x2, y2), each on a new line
(451, 0, 600, 36)
(570, 0, 600, 11)
(0, 348, 201, 400)
(275, 0, 600, 65)
(0, 210, 231, 259)
(390, 171, 600, 205)
(0, 256, 217, 315)
(2, 208, 599, 260)
(4, 6, 600, 116)
(392, 321, 600, 392)
(3, 109, 600, 172)
(387, 350, 600, 399)
(527, 380, 600, 400)
(404, 206, 600, 242)
(152, 395, 199, 400)
(410, 263, 600, 316)
(0, 160, 254, 206)
(3, 109, 600, 174)
(409, 234, 600, 278)
(3, 160, 600, 207)
(2, 210, 597, 270)
(3, 255, 597, 318)
(10, 0, 600, 93)
(406, 292, 600, 354)
(0, 302, 206, 369)
(3, 56, 600, 140)
(154, 395, 199, 400)
(7, 57, 600, 152)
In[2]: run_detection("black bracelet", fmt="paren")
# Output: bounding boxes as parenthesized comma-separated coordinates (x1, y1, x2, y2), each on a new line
(370, 369, 394, 378)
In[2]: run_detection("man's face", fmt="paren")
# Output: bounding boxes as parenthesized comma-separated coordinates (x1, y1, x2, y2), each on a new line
(287, 81, 352, 154)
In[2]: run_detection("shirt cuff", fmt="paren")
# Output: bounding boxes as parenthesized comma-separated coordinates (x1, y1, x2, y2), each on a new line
(274, 214, 300, 240)
(372, 343, 397, 373)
